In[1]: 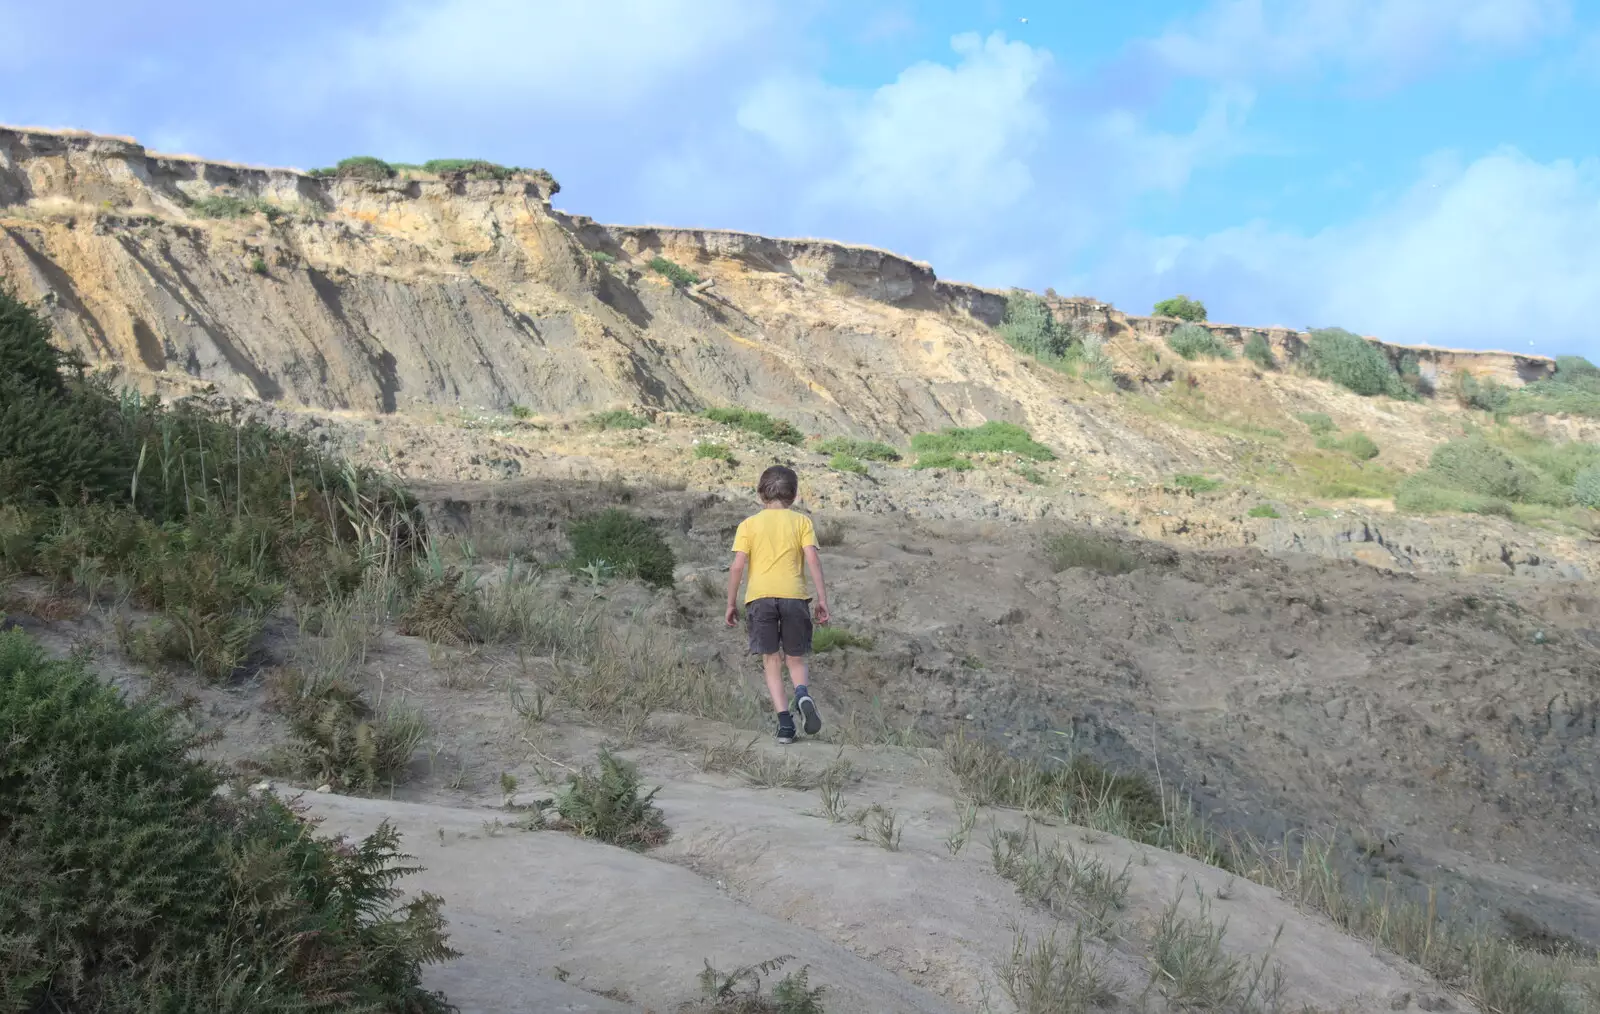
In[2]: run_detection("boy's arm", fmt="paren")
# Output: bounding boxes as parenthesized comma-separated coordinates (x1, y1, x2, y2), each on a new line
(724, 551, 749, 627)
(803, 545, 830, 625)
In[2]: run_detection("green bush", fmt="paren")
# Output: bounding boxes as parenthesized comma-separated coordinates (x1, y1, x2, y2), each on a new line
(1153, 295, 1207, 322)
(268, 667, 428, 793)
(1045, 532, 1141, 575)
(1248, 504, 1281, 519)
(418, 158, 514, 180)
(333, 156, 396, 180)
(695, 442, 733, 462)
(812, 627, 873, 652)
(555, 748, 668, 850)
(0, 626, 457, 1012)
(1306, 328, 1408, 398)
(912, 452, 973, 471)
(1296, 412, 1337, 436)
(1171, 474, 1223, 493)
(1166, 325, 1232, 361)
(828, 453, 867, 475)
(1455, 372, 1511, 412)
(1316, 432, 1380, 460)
(648, 256, 700, 288)
(588, 409, 647, 430)
(250, 256, 269, 276)
(998, 290, 1078, 361)
(1243, 332, 1276, 369)
(567, 509, 676, 587)
(704, 407, 804, 445)
(1425, 437, 1544, 502)
(1574, 466, 1600, 509)
(190, 194, 282, 220)
(911, 421, 1054, 461)
(1505, 356, 1600, 418)
(814, 436, 901, 461)
(589, 250, 617, 265)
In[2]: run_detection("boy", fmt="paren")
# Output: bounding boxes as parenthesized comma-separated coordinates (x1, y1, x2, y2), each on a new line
(724, 465, 830, 744)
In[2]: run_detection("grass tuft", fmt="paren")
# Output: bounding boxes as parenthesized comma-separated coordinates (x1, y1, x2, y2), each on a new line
(588, 409, 647, 430)
(812, 626, 873, 652)
(648, 256, 701, 288)
(704, 408, 805, 445)
(567, 509, 676, 588)
(814, 437, 901, 461)
(912, 451, 973, 471)
(911, 421, 1054, 461)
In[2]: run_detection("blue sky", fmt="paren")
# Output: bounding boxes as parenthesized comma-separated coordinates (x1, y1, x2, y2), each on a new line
(4, 0, 1598, 355)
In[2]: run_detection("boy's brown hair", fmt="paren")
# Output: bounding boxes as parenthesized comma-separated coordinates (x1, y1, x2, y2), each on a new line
(757, 465, 798, 506)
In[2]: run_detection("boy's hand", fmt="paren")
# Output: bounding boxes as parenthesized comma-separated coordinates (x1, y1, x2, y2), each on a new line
(814, 601, 830, 625)
(724, 604, 739, 627)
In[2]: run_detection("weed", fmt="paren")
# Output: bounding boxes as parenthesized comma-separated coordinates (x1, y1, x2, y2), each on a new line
(853, 806, 903, 851)
(697, 955, 824, 1013)
(696, 442, 735, 462)
(567, 509, 676, 588)
(398, 565, 477, 645)
(998, 290, 1083, 364)
(814, 437, 900, 461)
(1506, 356, 1600, 418)
(1016, 464, 1047, 485)
(704, 407, 805, 445)
(828, 453, 867, 474)
(1149, 891, 1285, 1013)
(1171, 473, 1223, 493)
(1316, 431, 1380, 459)
(1456, 372, 1512, 412)
(812, 626, 873, 652)
(816, 778, 849, 823)
(1167, 325, 1233, 360)
(911, 421, 1054, 461)
(589, 250, 617, 264)
(1248, 504, 1281, 519)
(999, 927, 1120, 1014)
(190, 194, 284, 220)
(1044, 532, 1142, 575)
(945, 800, 979, 855)
(554, 747, 669, 850)
(1243, 332, 1276, 369)
(1154, 294, 1207, 322)
(912, 451, 974, 471)
(588, 409, 647, 430)
(990, 823, 1131, 932)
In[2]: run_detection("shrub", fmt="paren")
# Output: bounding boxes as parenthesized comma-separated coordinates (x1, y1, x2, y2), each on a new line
(1166, 324, 1232, 361)
(588, 409, 647, 430)
(912, 452, 973, 471)
(1248, 504, 1281, 519)
(268, 666, 428, 792)
(911, 421, 1054, 461)
(1045, 532, 1141, 575)
(1154, 294, 1207, 322)
(397, 565, 476, 645)
(589, 250, 617, 265)
(828, 453, 867, 475)
(1306, 328, 1408, 398)
(812, 627, 873, 652)
(510, 404, 534, 420)
(1505, 356, 1600, 418)
(191, 194, 281, 220)
(1171, 474, 1223, 493)
(814, 436, 900, 461)
(648, 256, 700, 288)
(1316, 432, 1380, 460)
(1243, 332, 1276, 369)
(555, 748, 668, 849)
(418, 158, 514, 180)
(704, 407, 805, 445)
(0, 626, 457, 1011)
(567, 509, 676, 587)
(1574, 465, 1600, 509)
(999, 290, 1078, 361)
(695, 442, 734, 462)
(333, 155, 396, 180)
(1425, 437, 1543, 502)
(250, 255, 269, 276)
(1296, 412, 1337, 435)
(1455, 372, 1511, 412)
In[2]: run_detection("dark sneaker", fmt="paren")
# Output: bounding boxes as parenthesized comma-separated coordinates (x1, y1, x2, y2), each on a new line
(795, 691, 822, 736)
(776, 715, 797, 745)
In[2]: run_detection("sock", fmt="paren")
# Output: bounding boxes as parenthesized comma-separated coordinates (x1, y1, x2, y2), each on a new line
(794, 685, 809, 700)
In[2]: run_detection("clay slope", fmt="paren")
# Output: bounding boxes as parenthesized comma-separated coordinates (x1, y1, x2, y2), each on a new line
(0, 125, 1553, 463)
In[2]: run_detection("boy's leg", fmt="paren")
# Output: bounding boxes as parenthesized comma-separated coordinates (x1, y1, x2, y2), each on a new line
(778, 599, 821, 736)
(748, 598, 796, 743)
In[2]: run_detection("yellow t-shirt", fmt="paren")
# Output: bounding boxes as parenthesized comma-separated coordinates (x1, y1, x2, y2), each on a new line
(732, 508, 816, 603)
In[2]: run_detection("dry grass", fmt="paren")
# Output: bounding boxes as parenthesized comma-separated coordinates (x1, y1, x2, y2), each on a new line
(998, 927, 1121, 1014)
(851, 804, 903, 851)
(990, 823, 1131, 935)
(1147, 889, 1285, 1013)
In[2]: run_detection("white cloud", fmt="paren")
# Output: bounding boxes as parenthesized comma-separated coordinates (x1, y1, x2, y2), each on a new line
(1104, 149, 1600, 354)
(1151, 0, 1571, 83)
(303, 0, 781, 111)
(735, 32, 1054, 226)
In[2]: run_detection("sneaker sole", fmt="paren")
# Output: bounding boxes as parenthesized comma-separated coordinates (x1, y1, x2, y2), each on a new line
(777, 734, 796, 745)
(797, 696, 822, 736)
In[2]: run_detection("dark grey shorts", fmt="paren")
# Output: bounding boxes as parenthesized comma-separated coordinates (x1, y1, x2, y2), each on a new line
(745, 597, 813, 656)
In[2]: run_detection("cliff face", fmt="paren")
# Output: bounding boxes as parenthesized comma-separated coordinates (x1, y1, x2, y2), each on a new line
(0, 125, 1554, 449)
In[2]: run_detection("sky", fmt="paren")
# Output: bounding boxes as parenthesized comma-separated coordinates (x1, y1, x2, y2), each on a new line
(3, 0, 1598, 356)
